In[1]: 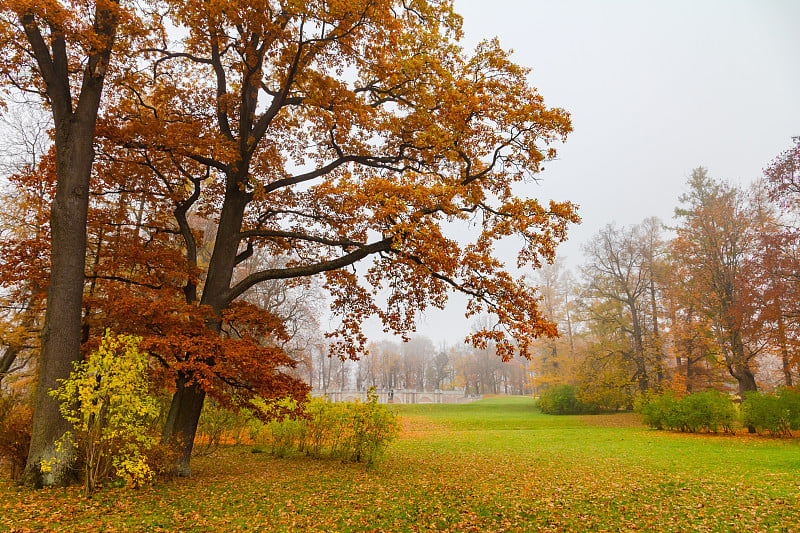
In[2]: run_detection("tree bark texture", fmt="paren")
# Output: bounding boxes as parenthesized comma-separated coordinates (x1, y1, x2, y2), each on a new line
(25, 127, 97, 485)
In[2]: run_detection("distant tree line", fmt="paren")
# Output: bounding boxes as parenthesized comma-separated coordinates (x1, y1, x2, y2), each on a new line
(527, 148, 800, 409)
(311, 335, 534, 396)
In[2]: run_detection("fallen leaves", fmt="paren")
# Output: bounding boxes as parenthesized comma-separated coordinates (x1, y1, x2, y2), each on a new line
(2, 398, 799, 532)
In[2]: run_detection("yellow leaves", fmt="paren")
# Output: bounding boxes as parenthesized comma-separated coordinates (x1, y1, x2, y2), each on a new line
(47, 330, 160, 492)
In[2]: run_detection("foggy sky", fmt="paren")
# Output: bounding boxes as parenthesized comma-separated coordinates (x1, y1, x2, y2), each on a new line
(362, 0, 800, 346)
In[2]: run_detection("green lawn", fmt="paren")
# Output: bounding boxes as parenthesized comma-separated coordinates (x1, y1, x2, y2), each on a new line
(3, 397, 799, 532)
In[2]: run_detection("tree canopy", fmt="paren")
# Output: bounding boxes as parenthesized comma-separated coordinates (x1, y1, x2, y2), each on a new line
(1, 0, 578, 477)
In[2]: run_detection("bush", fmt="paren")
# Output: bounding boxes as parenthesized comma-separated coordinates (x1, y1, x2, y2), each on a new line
(195, 400, 253, 456)
(0, 392, 31, 479)
(255, 388, 400, 466)
(537, 385, 583, 415)
(682, 391, 736, 433)
(778, 388, 800, 431)
(47, 331, 161, 495)
(740, 389, 800, 437)
(640, 391, 677, 430)
(337, 389, 400, 464)
(641, 390, 735, 433)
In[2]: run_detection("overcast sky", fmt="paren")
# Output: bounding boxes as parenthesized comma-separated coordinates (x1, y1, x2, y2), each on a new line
(362, 0, 800, 347)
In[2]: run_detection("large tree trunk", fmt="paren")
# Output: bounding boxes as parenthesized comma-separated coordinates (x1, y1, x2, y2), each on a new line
(734, 366, 758, 396)
(19, 1, 119, 487)
(161, 374, 207, 476)
(24, 127, 96, 486)
(730, 361, 758, 433)
(162, 183, 248, 475)
(729, 331, 758, 396)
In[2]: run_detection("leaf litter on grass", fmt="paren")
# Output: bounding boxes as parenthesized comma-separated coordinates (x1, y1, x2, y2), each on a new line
(2, 397, 800, 532)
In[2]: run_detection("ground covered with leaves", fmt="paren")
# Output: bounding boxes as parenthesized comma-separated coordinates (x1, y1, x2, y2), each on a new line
(2, 397, 799, 532)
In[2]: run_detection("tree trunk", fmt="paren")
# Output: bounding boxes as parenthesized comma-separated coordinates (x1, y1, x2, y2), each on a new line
(649, 278, 664, 388)
(778, 314, 793, 387)
(161, 374, 207, 476)
(162, 181, 248, 474)
(731, 361, 758, 433)
(685, 357, 693, 393)
(24, 128, 95, 486)
(20, 1, 119, 487)
(735, 366, 758, 396)
(630, 303, 649, 394)
(729, 330, 758, 396)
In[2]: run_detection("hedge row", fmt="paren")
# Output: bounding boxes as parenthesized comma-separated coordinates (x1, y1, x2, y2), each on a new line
(196, 388, 400, 466)
(641, 389, 800, 436)
(256, 392, 400, 465)
(640, 390, 736, 433)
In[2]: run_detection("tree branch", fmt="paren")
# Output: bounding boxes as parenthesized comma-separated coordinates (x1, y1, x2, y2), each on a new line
(224, 237, 394, 305)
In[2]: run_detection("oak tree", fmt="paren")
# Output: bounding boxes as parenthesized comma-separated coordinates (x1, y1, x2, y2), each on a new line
(3, 0, 577, 477)
(94, 0, 577, 473)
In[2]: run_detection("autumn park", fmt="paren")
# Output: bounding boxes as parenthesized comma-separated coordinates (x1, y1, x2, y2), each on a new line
(0, 0, 799, 531)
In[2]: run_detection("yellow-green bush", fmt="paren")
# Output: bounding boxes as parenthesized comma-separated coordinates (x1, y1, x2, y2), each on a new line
(254, 389, 400, 466)
(48, 331, 160, 494)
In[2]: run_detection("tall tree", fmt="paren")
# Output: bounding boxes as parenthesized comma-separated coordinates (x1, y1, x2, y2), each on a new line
(762, 138, 800, 385)
(745, 183, 800, 387)
(96, 0, 577, 473)
(671, 168, 764, 396)
(0, 0, 156, 485)
(580, 222, 664, 395)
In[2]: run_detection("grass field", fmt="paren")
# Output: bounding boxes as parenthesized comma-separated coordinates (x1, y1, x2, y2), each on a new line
(2, 396, 799, 532)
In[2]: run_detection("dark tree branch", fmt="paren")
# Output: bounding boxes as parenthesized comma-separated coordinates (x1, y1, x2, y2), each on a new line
(238, 229, 362, 249)
(224, 237, 394, 305)
(85, 275, 163, 290)
(234, 242, 254, 266)
(19, 14, 71, 119)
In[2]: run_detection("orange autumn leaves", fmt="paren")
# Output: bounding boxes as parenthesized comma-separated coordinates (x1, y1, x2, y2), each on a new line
(1, 1, 577, 468)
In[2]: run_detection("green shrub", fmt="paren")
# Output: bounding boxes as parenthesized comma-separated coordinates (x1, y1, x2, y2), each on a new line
(0, 391, 31, 479)
(778, 388, 800, 430)
(641, 390, 735, 434)
(682, 391, 736, 433)
(740, 390, 800, 437)
(640, 391, 677, 430)
(537, 385, 583, 415)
